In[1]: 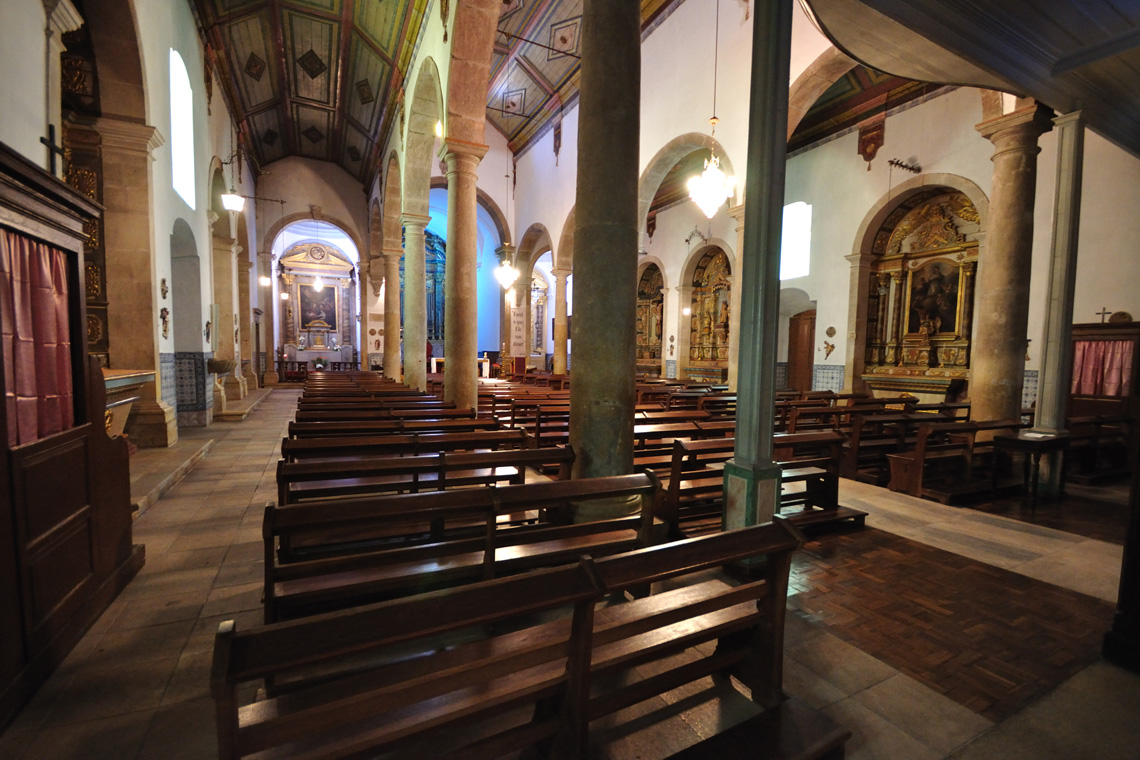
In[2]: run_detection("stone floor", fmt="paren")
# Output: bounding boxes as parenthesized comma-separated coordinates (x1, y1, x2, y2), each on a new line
(0, 388, 1138, 759)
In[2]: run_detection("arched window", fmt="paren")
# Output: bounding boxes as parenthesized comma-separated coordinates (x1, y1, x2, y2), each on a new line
(169, 49, 195, 209)
(780, 201, 812, 280)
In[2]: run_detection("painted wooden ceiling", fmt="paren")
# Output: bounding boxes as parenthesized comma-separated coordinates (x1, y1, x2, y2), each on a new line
(191, 0, 430, 182)
(490, 0, 681, 153)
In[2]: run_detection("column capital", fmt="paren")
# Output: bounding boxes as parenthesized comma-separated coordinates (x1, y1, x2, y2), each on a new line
(727, 204, 746, 227)
(399, 212, 431, 230)
(495, 243, 516, 260)
(844, 252, 869, 267)
(92, 116, 165, 157)
(552, 267, 571, 280)
(237, 257, 253, 273)
(440, 138, 489, 163)
(381, 246, 404, 262)
(44, 0, 83, 37)
(976, 102, 1053, 150)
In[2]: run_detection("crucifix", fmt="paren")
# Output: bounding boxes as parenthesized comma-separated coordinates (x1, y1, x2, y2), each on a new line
(1097, 307, 1112, 323)
(40, 124, 67, 176)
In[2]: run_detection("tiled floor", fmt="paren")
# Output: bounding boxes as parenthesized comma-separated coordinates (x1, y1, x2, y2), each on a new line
(0, 388, 1138, 759)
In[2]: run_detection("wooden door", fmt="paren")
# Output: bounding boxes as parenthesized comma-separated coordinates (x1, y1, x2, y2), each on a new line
(788, 310, 816, 392)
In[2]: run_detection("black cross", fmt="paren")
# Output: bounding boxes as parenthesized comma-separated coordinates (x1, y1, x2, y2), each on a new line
(40, 124, 67, 175)
(1097, 307, 1112, 323)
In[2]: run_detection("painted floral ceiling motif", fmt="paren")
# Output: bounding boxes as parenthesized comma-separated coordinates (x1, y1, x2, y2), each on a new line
(190, 0, 430, 182)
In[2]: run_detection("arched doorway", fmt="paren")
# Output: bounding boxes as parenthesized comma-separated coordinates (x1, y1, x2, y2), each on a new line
(171, 219, 209, 426)
(788, 310, 817, 392)
(271, 220, 361, 373)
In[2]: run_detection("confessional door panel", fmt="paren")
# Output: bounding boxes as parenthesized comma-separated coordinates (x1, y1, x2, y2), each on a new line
(788, 310, 816, 392)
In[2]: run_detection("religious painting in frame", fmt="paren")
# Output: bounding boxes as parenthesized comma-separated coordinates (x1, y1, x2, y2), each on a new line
(905, 258, 960, 336)
(300, 285, 338, 331)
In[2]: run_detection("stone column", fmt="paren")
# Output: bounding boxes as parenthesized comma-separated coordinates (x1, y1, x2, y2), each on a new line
(211, 222, 246, 400)
(727, 205, 746, 391)
(890, 270, 906, 364)
(569, 0, 640, 486)
(401, 213, 430, 391)
(972, 104, 1053, 424)
(552, 266, 570, 374)
(441, 139, 489, 409)
(723, 0, 792, 534)
(92, 116, 176, 447)
(259, 251, 279, 386)
(842, 252, 873, 393)
(237, 256, 257, 390)
(1033, 112, 1085, 492)
(381, 247, 403, 381)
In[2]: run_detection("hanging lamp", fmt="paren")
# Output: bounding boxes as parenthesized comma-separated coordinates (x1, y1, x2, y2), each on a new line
(687, 1, 735, 219)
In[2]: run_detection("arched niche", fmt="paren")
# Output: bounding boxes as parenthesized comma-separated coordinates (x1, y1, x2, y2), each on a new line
(636, 262, 665, 373)
(170, 218, 210, 426)
(855, 181, 986, 399)
(685, 246, 732, 383)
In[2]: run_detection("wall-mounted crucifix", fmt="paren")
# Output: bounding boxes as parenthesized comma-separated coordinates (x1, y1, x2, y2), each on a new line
(40, 124, 67, 176)
(1097, 307, 1112, 323)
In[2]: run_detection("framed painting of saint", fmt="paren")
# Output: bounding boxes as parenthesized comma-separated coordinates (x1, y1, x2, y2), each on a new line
(300, 285, 338, 331)
(906, 260, 960, 335)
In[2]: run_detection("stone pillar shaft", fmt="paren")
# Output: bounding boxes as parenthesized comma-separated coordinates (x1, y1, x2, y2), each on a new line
(723, 0, 792, 530)
(212, 229, 245, 400)
(402, 213, 430, 391)
(552, 267, 569, 374)
(382, 248, 403, 381)
(569, 0, 640, 479)
(1035, 112, 1084, 433)
(890, 271, 905, 364)
(259, 251, 279, 385)
(973, 105, 1053, 423)
(442, 139, 489, 410)
(238, 256, 257, 389)
(843, 252, 873, 393)
(92, 115, 175, 447)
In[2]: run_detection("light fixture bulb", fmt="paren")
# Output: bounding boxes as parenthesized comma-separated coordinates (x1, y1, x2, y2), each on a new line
(494, 260, 519, 289)
(258, 275, 272, 287)
(435, 120, 443, 138)
(687, 153, 734, 218)
(280, 292, 289, 301)
(220, 190, 245, 212)
(682, 307, 692, 316)
(313, 275, 325, 291)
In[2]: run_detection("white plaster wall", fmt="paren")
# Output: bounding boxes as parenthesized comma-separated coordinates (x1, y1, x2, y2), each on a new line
(512, 106, 580, 261)
(0, 1, 49, 167)
(256, 157, 368, 251)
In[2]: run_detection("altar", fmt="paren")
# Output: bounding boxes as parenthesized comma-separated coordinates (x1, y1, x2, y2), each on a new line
(429, 357, 491, 377)
(297, 349, 347, 367)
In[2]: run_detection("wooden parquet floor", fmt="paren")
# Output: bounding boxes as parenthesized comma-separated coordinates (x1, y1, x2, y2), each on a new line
(788, 527, 1115, 723)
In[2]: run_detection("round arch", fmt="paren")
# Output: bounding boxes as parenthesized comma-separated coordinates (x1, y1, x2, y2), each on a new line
(637, 255, 669, 293)
(382, 151, 403, 251)
(852, 173, 989, 255)
(429, 176, 512, 246)
(680, 237, 737, 286)
(638, 134, 738, 235)
(260, 211, 366, 263)
(787, 46, 858, 138)
(405, 56, 444, 217)
(84, 0, 146, 122)
(555, 207, 575, 272)
(517, 223, 554, 271)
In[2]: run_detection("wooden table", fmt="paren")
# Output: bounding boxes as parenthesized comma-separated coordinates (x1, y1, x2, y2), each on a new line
(991, 431, 1070, 513)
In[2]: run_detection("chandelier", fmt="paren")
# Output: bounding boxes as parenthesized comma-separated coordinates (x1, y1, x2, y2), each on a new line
(494, 256, 519, 289)
(688, 1, 734, 219)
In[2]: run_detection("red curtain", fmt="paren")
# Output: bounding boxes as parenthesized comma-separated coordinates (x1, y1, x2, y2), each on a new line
(1072, 339, 1134, 397)
(0, 229, 75, 446)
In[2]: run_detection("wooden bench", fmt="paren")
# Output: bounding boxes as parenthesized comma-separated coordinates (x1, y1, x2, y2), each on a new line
(293, 406, 479, 422)
(1065, 414, 1133, 484)
(287, 417, 501, 439)
(215, 520, 834, 760)
(840, 412, 952, 484)
(276, 445, 575, 505)
(262, 473, 662, 621)
(280, 428, 530, 462)
(886, 419, 1023, 503)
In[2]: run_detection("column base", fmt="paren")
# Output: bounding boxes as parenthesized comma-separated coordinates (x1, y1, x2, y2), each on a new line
(213, 377, 228, 415)
(262, 370, 280, 387)
(571, 493, 643, 524)
(242, 362, 259, 390)
(1104, 624, 1140, 675)
(126, 399, 178, 448)
(723, 459, 782, 530)
(225, 372, 248, 400)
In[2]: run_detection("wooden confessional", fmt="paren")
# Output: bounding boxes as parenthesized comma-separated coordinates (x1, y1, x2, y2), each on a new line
(0, 143, 142, 729)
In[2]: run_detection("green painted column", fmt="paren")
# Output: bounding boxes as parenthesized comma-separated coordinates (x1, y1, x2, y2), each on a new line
(723, 0, 793, 529)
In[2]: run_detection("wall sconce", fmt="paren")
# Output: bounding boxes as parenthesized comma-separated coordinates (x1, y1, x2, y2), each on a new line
(280, 292, 289, 301)
(258, 275, 272, 287)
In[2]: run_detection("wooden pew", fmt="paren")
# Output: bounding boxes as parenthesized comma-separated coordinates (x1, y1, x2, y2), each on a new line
(280, 428, 530, 462)
(886, 419, 1023, 503)
(276, 446, 575, 505)
(840, 412, 953, 484)
(262, 473, 662, 621)
(287, 417, 500, 439)
(293, 406, 479, 422)
(215, 520, 833, 760)
(1065, 414, 1133, 484)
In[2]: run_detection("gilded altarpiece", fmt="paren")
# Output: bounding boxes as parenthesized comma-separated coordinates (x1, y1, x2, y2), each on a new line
(636, 265, 664, 363)
(862, 189, 979, 393)
(61, 26, 109, 365)
(278, 242, 356, 350)
(398, 229, 446, 342)
(688, 248, 731, 373)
